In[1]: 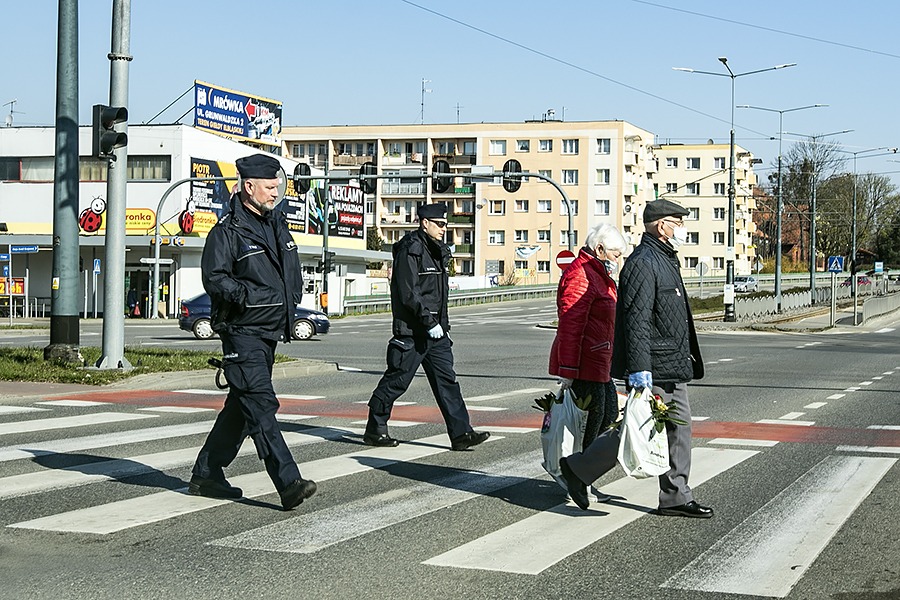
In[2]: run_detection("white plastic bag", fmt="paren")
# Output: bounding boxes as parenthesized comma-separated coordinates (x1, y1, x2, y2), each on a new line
(617, 387, 670, 479)
(540, 388, 588, 489)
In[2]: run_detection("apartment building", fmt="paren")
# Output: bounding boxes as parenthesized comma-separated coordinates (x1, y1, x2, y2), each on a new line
(654, 142, 759, 276)
(281, 118, 657, 284)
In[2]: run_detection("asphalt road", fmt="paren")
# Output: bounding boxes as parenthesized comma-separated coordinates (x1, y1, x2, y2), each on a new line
(0, 298, 898, 600)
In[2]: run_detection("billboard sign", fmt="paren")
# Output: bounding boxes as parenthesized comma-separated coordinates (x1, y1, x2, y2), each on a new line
(190, 157, 239, 233)
(193, 80, 282, 146)
(307, 184, 364, 239)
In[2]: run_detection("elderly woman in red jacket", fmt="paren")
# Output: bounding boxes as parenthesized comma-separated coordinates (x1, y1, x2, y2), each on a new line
(549, 222, 626, 450)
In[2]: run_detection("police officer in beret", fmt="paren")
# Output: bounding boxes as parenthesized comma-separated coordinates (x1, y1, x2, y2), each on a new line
(189, 153, 317, 511)
(560, 199, 711, 518)
(364, 203, 490, 451)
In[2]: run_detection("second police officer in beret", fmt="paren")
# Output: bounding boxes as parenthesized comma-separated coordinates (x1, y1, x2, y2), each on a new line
(364, 203, 490, 450)
(189, 153, 317, 511)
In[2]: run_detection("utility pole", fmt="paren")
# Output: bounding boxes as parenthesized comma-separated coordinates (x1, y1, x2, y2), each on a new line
(420, 79, 431, 124)
(44, 0, 81, 363)
(96, 0, 133, 369)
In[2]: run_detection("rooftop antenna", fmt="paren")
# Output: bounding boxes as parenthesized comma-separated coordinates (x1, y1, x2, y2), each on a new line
(3, 99, 23, 127)
(455, 102, 464, 124)
(420, 79, 432, 124)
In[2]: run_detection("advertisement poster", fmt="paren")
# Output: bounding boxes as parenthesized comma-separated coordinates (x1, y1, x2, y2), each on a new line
(282, 177, 307, 233)
(190, 157, 238, 234)
(306, 184, 364, 239)
(193, 80, 282, 147)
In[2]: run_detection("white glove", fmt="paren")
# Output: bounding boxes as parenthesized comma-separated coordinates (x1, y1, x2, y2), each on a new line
(557, 377, 574, 390)
(427, 324, 444, 339)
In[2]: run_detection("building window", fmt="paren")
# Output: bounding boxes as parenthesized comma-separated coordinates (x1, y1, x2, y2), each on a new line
(537, 260, 550, 273)
(666, 157, 678, 168)
(560, 231, 578, 246)
(683, 256, 699, 269)
(714, 207, 726, 220)
(365, 199, 375, 213)
(539, 139, 553, 152)
(714, 182, 726, 195)
(562, 139, 579, 154)
(665, 183, 678, 194)
(596, 138, 611, 154)
(686, 157, 700, 170)
(562, 169, 579, 185)
(437, 141, 456, 155)
(538, 199, 552, 213)
(686, 182, 700, 195)
(21, 157, 55, 181)
(686, 232, 699, 245)
(461, 260, 473, 275)
(561, 200, 578, 215)
(515, 229, 529, 242)
(516, 140, 530, 152)
(713, 231, 725, 244)
(515, 199, 529, 212)
(595, 169, 610, 185)
(538, 169, 551, 181)
(337, 143, 353, 155)
(594, 199, 610, 215)
(713, 257, 724, 269)
(515, 260, 529, 270)
(387, 142, 402, 156)
(489, 200, 506, 215)
(489, 140, 507, 155)
(463, 141, 477, 155)
(126, 156, 172, 181)
(687, 207, 699, 221)
(291, 143, 304, 157)
(714, 157, 726, 169)
(538, 229, 551, 242)
(488, 230, 505, 245)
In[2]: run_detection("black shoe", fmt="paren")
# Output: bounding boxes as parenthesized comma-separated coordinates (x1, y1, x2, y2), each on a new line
(450, 430, 490, 451)
(188, 475, 242, 499)
(363, 433, 400, 447)
(280, 478, 318, 511)
(657, 500, 714, 519)
(559, 457, 589, 510)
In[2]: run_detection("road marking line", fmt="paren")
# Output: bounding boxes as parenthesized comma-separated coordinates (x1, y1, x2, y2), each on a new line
(778, 412, 806, 420)
(826, 394, 845, 400)
(0, 406, 50, 415)
(277, 394, 325, 400)
(691, 416, 710, 421)
(172, 389, 223, 395)
(882, 372, 894, 376)
(755, 419, 815, 426)
(422, 448, 757, 574)
(719, 358, 734, 362)
(0, 412, 156, 436)
(354, 400, 416, 406)
(35, 400, 110, 407)
(8, 433, 485, 534)
(662, 455, 896, 598)
(708, 438, 778, 447)
(275, 414, 318, 422)
(466, 406, 506, 412)
(211, 449, 540, 554)
(843, 387, 860, 392)
(137, 406, 214, 413)
(868, 425, 900, 430)
(350, 420, 423, 427)
(836, 446, 900, 455)
(872, 376, 883, 380)
(875, 328, 895, 333)
(465, 388, 549, 403)
(487, 426, 540, 433)
(859, 381, 873, 386)
(803, 402, 827, 409)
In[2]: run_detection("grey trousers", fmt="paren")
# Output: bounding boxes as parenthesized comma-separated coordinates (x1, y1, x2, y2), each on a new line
(565, 382, 693, 508)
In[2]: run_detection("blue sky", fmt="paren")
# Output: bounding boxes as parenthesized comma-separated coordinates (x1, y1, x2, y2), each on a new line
(5, 0, 900, 185)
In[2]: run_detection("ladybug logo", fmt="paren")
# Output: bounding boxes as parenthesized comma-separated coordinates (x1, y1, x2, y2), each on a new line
(178, 199, 196, 234)
(79, 197, 107, 233)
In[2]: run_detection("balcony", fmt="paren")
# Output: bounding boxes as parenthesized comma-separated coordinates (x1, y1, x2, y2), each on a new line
(448, 213, 474, 224)
(453, 243, 474, 254)
(332, 155, 374, 167)
(433, 154, 476, 166)
(381, 182, 425, 196)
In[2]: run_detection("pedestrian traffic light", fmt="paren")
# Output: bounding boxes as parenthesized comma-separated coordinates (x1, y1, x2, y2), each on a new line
(293, 162, 311, 194)
(91, 104, 128, 159)
(432, 159, 452, 193)
(324, 250, 336, 273)
(502, 159, 523, 193)
(359, 162, 377, 195)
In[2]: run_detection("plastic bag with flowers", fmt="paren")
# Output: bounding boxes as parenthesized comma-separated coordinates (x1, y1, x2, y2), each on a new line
(616, 387, 686, 479)
(536, 387, 589, 489)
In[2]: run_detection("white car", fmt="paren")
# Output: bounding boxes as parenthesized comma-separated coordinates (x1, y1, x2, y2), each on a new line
(734, 275, 758, 293)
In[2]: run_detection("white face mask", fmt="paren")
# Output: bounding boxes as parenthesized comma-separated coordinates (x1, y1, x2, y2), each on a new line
(596, 246, 619, 275)
(668, 225, 688, 250)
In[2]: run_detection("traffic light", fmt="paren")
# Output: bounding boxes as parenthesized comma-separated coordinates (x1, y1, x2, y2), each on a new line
(432, 159, 452, 193)
(324, 250, 336, 273)
(502, 159, 523, 193)
(359, 161, 377, 195)
(91, 104, 128, 159)
(293, 162, 311, 194)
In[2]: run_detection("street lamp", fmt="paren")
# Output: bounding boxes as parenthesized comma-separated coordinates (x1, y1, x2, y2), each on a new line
(737, 104, 827, 312)
(783, 130, 852, 301)
(674, 58, 796, 321)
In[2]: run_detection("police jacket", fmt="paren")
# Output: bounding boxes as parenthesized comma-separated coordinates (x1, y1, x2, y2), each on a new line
(390, 228, 451, 337)
(548, 247, 617, 382)
(610, 234, 703, 383)
(201, 196, 303, 341)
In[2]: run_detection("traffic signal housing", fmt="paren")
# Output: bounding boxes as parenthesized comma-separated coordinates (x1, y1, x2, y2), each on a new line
(502, 159, 523, 193)
(92, 104, 128, 159)
(432, 159, 452, 193)
(359, 162, 377, 195)
(317, 250, 336, 273)
(293, 162, 311, 195)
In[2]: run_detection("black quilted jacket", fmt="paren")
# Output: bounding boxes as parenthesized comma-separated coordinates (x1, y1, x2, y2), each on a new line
(610, 234, 704, 383)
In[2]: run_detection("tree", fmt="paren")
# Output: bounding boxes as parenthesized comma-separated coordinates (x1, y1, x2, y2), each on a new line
(366, 227, 387, 270)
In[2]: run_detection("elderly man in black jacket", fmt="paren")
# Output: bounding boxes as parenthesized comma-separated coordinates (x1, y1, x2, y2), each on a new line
(364, 203, 489, 451)
(559, 199, 711, 518)
(189, 153, 316, 511)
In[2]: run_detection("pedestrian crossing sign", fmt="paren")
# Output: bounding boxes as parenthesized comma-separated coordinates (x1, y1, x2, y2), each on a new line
(827, 256, 844, 273)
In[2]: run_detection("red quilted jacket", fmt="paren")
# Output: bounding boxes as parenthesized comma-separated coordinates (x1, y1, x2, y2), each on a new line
(548, 247, 617, 382)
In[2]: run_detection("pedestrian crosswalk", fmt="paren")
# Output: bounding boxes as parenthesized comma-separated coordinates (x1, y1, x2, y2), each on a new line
(0, 392, 896, 597)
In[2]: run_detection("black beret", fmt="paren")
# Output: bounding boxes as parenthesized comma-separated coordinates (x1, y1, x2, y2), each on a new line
(236, 154, 281, 179)
(417, 203, 447, 219)
(643, 199, 690, 223)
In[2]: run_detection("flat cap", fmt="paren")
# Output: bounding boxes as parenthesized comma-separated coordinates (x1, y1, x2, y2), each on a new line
(235, 154, 281, 179)
(643, 199, 690, 223)
(417, 203, 447, 219)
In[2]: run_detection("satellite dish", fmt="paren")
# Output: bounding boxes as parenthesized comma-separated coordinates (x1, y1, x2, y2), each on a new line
(4, 114, 11, 127)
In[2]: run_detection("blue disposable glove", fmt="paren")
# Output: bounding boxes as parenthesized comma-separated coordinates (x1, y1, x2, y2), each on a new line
(628, 371, 652, 389)
(427, 324, 444, 339)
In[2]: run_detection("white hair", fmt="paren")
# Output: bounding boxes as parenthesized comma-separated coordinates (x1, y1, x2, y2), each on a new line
(584, 223, 626, 253)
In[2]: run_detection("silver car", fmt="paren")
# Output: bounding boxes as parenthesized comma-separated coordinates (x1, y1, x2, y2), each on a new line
(734, 275, 758, 293)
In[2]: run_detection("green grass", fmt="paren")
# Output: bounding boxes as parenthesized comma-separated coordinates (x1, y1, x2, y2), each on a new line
(0, 346, 291, 385)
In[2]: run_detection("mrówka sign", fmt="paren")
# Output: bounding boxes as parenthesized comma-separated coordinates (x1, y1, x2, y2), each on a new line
(193, 80, 282, 147)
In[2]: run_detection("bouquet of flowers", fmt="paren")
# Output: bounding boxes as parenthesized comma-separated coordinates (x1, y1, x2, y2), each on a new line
(610, 392, 687, 434)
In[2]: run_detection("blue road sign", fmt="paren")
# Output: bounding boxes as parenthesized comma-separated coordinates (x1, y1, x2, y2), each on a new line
(2, 265, 7, 277)
(827, 256, 844, 273)
(93, 259, 101, 275)
(10, 245, 39, 254)
(0, 254, 9, 262)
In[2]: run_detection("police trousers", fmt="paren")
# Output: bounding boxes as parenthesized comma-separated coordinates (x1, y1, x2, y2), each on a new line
(367, 334, 473, 440)
(192, 332, 301, 492)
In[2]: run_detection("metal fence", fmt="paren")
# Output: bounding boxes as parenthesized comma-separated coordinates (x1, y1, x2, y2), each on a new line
(342, 284, 557, 315)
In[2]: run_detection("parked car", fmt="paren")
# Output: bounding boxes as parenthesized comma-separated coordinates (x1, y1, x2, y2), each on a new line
(178, 293, 330, 340)
(733, 275, 758, 293)
(840, 275, 872, 287)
